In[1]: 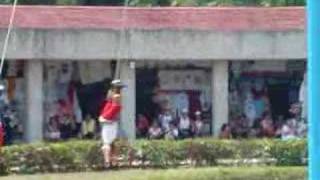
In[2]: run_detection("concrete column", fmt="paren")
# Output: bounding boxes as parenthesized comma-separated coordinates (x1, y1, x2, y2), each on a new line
(212, 61, 229, 136)
(25, 60, 44, 142)
(120, 61, 136, 141)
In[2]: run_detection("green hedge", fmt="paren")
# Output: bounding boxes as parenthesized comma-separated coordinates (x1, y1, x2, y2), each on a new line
(0, 139, 307, 175)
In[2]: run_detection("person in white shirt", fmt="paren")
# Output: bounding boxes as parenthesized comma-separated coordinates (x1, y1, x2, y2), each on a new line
(148, 121, 163, 139)
(158, 110, 174, 132)
(165, 122, 179, 140)
(178, 108, 192, 138)
(281, 119, 297, 140)
(193, 111, 204, 137)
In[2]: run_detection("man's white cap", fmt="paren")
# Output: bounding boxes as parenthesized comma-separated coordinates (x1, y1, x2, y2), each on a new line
(111, 79, 127, 88)
(195, 111, 201, 115)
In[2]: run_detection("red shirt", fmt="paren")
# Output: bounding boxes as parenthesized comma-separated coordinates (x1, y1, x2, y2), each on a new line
(100, 100, 121, 122)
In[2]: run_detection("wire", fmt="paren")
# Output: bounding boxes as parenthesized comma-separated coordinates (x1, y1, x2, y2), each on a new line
(114, 0, 130, 80)
(0, 0, 19, 76)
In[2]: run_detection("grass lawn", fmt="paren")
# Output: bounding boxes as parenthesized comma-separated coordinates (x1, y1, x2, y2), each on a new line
(0, 166, 306, 180)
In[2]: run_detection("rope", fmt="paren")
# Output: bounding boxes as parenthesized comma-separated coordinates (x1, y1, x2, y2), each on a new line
(0, 0, 19, 76)
(114, 0, 130, 80)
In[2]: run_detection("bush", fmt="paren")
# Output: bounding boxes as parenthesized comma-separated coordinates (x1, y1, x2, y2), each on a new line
(0, 138, 307, 175)
(269, 139, 307, 166)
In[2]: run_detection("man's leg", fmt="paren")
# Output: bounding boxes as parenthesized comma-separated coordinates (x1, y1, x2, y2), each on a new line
(110, 142, 119, 167)
(102, 144, 111, 166)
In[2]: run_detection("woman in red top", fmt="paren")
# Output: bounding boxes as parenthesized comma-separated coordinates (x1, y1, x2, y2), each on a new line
(99, 79, 126, 168)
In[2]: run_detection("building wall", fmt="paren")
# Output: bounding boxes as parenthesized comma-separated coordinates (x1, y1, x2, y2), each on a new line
(1, 29, 306, 61)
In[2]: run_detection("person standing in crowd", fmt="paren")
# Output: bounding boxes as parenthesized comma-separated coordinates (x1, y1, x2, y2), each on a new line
(136, 114, 150, 138)
(148, 121, 163, 139)
(81, 114, 96, 139)
(219, 123, 232, 139)
(178, 108, 192, 139)
(193, 111, 204, 137)
(99, 80, 126, 168)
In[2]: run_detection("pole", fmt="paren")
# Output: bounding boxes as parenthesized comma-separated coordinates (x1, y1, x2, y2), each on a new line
(0, 1, 19, 76)
(307, 0, 320, 179)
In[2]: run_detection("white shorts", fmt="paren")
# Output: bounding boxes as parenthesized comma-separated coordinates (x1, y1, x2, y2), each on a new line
(101, 121, 119, 145)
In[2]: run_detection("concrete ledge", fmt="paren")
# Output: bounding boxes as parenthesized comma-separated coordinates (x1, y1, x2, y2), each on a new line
(1, 29, 306, 60)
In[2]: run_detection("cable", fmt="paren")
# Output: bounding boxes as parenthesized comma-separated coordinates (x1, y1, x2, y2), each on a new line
(0, 0, 19, 76)
(114, 0, 130, 80)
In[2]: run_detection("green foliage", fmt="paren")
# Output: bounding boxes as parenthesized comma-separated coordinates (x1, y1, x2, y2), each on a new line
(269, 139, 307, 166)
(0, 138, 307, 175)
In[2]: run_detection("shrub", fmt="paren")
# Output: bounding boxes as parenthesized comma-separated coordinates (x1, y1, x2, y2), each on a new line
(269, 139, 307, 166)
(0, 138, 307, 175)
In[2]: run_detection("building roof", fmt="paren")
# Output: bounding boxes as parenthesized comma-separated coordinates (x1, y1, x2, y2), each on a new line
(0, 6, 305, 31)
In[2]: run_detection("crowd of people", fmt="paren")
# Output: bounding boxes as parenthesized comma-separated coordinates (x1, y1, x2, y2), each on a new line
(219, 102, 307, 140)
(44, 113, 97, 141)
(136, 108, 207, 140)
(0, 105, 23, 145)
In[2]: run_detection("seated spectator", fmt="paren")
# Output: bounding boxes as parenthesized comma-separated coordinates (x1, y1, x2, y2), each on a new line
(148, 121, 163, 139)
(281, 119, 297, 140)
(260, 114, 275, 138)
(274, 121, 284, 139)
(230, 115, 249, 138)
(59, 114, 75, 140)
(136, 114, 150, 138)
(81, 114, 96, 139)
(45, 116, 61, 141)
(178, 108, 192, 139)
(289, 103, 301, 118)
(219, 123, 232, 139)
(158, 109, 174, 132)
(165, 122, 179, 140)
(2, 111, 13, 145)
(248, 119, 262, 138)
(193, 111, 205, 137)
(297, 119, 307, 138)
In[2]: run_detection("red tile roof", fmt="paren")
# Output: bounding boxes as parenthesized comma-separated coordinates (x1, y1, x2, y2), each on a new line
(0, 6, 305, 31)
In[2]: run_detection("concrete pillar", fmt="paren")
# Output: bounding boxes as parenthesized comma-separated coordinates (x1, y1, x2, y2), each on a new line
(212, 61, 229, 136)
(120, 61, 136, 141)
(25, 60, 44, 142)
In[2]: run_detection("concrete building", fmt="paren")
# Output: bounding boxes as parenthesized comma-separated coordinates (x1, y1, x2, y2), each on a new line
(0, 6, 306, 142)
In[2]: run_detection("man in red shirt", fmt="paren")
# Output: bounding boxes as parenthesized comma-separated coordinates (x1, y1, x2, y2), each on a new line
(99, 79, 126, 168)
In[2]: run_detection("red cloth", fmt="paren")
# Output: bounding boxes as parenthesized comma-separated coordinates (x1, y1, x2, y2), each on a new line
(100, 100, 121, 122)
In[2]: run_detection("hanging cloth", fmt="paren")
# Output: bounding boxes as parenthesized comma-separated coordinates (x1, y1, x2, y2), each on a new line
(6, 77, 15, 101)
